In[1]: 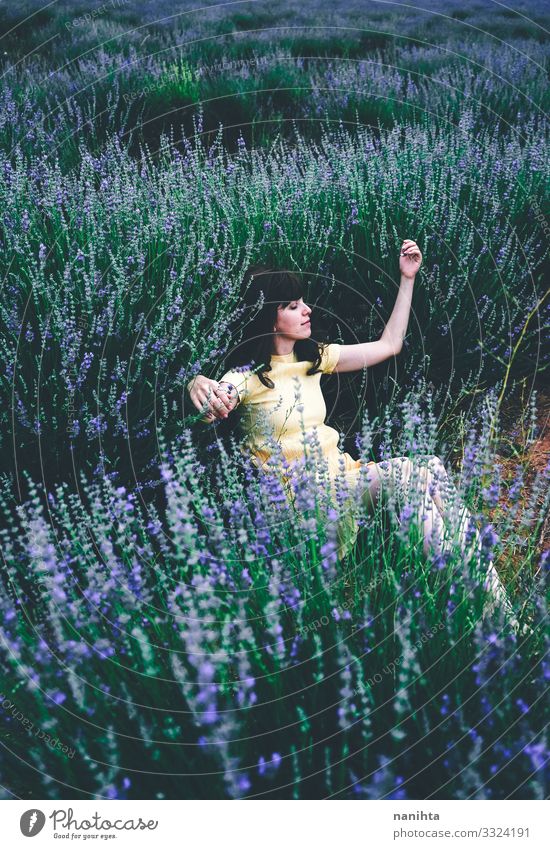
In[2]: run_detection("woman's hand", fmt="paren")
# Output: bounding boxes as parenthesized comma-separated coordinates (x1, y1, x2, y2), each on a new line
(399, 239, 422, 279)
(186, 375, 237, 422)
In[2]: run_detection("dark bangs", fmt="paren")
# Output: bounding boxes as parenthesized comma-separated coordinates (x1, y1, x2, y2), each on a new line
(273, 270, 304, 309)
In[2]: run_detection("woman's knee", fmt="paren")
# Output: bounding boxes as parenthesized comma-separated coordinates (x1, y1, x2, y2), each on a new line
(366, 457, 412, 488)
(389, 456, 414, 478)
(407, 454, 448, 489)
(395, 456, 425, 488)
(369, 457, 416, 504)
(359, 455, 453, 521)
(424, 456, 452, 501)
(427, 454, 448, 478)
(359, 455, 442, 501)
(355, 459, 396, 509)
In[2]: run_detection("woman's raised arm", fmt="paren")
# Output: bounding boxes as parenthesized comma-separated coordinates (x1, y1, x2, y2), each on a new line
(379, 237, 422, 351)
(333, 238, 422, 373)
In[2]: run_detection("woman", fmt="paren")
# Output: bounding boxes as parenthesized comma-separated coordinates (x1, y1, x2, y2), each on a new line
(187, 241, 522, 630)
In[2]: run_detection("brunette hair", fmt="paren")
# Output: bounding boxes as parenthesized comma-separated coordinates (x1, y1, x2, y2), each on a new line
(223, 264, 329, 389)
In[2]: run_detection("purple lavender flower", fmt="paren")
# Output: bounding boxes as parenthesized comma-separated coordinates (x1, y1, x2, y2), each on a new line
(525, 742, 547, 773)
(258, 752, 281, 777)
(480, 523, 499, 552)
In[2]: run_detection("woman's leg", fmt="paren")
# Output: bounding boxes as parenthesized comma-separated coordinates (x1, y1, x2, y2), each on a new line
(416, 458, 516, 612)
(355, 455, 523, 630)
(449, 501, 520, 624)
(357, 457, 446, 558)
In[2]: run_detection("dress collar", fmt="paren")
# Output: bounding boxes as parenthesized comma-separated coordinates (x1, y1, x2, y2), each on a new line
(270, 351, 297, 362)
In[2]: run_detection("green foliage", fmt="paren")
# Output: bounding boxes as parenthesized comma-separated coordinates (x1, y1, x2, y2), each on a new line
(0, 399, 547, 799)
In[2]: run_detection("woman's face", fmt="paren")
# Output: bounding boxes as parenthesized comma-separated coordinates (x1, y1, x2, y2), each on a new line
(273, 297, 312, 340)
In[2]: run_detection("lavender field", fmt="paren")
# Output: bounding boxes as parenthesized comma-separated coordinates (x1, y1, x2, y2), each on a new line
(0, 0, 548, 800)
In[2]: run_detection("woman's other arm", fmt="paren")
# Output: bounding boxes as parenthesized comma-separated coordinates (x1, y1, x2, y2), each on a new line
(334, 238, 422, 373)
(186, 375, 239, 423)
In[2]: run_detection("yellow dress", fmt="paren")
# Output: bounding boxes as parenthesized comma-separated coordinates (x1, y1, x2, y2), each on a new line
(218, 343, 376, 558)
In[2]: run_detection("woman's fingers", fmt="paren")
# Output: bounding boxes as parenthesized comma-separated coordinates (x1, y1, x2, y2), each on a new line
(193, 389, 217, 414)
(197, 398, 224, 419)
(211, 387, 232, 412)
(190, 378, 234, 420)
(401, 242, 421, 257)
(200, 387, 231, 419)
(203, 396, 225, 416)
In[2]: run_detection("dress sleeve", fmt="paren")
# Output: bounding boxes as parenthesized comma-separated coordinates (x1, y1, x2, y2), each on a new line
(319, 342, 341, 374)
(217, 368, 251, 404)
